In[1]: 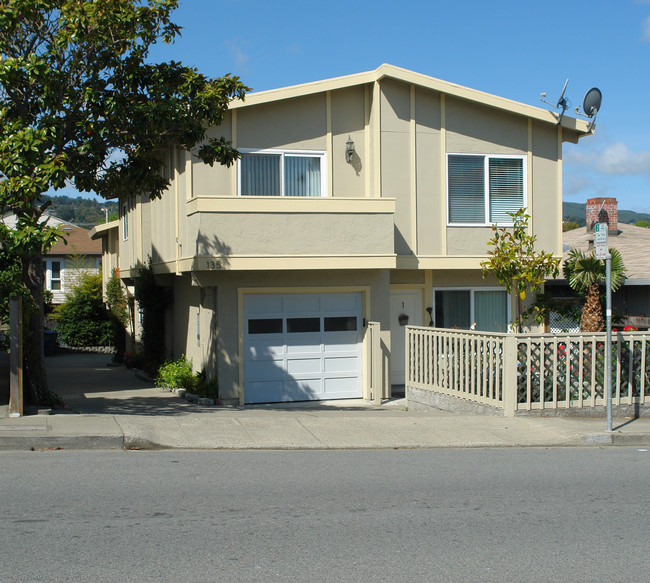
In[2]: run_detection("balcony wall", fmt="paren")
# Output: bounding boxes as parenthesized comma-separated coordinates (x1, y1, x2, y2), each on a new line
(180, 196, 396, 272)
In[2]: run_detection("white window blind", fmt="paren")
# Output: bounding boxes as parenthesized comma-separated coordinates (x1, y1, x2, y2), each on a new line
(448, 155, 485, 224)
(489, 158, 524, 223)
(240, 151, 323, 197)
(448, 154, 524, 224)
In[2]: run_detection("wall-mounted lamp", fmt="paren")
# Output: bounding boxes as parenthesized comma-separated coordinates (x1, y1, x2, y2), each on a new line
(345, 135, 355, 163)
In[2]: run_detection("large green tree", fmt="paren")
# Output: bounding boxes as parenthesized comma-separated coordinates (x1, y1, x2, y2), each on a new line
(0, 0, 247, 404)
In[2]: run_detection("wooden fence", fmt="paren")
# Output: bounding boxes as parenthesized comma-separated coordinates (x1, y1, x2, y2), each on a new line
(406, 326, 650, 416)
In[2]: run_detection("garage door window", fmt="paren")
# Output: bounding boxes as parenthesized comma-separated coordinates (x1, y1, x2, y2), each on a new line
(324, 316, 358, 332)
(248, 318, 283, 334)
(287, 318, 320, 333)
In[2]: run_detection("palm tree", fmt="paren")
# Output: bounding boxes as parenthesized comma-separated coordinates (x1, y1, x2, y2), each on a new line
(563, 248, 626, 332)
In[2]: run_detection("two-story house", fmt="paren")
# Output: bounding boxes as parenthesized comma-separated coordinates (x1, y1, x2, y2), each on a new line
(93, 64, 592, 405)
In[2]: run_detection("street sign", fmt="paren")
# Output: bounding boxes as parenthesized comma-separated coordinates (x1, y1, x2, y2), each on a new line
(594, 222, 608, 260)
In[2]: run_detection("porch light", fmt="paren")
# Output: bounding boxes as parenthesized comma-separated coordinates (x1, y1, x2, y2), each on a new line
(345, 135, 355, 163)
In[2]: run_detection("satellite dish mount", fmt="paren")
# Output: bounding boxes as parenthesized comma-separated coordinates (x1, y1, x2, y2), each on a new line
(540, 79, 570, 125)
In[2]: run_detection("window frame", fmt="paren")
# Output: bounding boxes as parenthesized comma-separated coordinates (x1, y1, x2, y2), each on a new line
(121, 201, 129, 241)
(44, 259, 63, 292)
(237, 148, 327, 198)
(433, 286, 511, 333)
(446, 153, 527, 227)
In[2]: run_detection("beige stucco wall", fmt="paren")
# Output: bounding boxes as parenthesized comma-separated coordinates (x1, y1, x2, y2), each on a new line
(193, 210, 394, 258)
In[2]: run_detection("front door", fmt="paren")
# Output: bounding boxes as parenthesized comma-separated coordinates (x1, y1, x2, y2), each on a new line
(389, 290, 423, 386)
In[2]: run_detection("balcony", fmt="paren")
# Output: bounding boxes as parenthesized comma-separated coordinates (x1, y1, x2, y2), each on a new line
(183, 196, 396, 272)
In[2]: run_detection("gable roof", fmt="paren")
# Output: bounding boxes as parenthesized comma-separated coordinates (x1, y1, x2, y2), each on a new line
(563, 223, 650, 283)
(49, 223, 101, 256)
(1, 212, 101, 256)
(231, 64, 592, 139)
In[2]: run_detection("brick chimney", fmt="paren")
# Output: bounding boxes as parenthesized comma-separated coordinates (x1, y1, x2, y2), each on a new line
(586, 197, 618, 234)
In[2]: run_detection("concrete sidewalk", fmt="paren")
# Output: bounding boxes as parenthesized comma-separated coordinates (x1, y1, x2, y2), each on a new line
(2, 352, 650, 451)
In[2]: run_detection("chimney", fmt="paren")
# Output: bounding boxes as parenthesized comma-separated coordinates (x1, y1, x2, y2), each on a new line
(586, 197, 618, 235)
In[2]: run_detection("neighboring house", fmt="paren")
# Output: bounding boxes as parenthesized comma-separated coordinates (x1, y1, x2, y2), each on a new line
(547, 197, 650, 330)
(1, 212, 102, 305)
(91, 64, 592, 405)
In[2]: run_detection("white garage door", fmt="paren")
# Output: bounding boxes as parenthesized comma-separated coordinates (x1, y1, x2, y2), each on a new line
(243, 292, 363, 404)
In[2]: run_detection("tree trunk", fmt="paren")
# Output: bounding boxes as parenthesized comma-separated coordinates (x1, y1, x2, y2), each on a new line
(21, 253, 50, 405)
(580, 282, 604, 333)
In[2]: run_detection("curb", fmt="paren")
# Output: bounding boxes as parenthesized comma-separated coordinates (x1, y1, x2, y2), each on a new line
(0, 435, 124, 451)
(585, 432, 650, 447)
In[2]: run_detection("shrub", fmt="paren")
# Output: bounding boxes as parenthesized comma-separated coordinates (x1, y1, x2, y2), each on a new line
(106, 269, 129, 356)
(55, 273, 112, 346)
(155, 357, 219, 400)
(155, 355, 197, 391)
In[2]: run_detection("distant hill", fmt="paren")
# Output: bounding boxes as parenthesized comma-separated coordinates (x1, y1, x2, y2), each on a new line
(42, 195, 118, 228)
(563, 202, 650, 227)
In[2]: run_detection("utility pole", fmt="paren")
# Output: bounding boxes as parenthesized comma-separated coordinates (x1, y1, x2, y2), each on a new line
(9, 295, 23, 417)
(595, 222, 612, 431)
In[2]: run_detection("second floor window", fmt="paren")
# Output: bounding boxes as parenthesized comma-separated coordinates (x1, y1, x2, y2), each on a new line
(239, 150, 325, 197)
(44, 260, 62, 291)
(448, 154, 525, 225)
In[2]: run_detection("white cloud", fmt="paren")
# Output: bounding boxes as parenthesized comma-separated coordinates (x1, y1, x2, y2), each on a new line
(563, 174, 593, 196)
(593, 142, 650, 175)
(224, 40, 250, 74)
(643, 15, 650, 41)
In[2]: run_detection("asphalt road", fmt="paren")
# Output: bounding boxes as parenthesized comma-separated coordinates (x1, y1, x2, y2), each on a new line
(1, 448, 648, 582)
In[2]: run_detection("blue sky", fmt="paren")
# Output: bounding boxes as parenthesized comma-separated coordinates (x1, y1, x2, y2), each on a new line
(76, 0, 650, 213)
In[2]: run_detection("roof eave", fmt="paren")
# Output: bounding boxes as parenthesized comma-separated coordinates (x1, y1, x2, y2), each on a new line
(229, 63, 592, 138)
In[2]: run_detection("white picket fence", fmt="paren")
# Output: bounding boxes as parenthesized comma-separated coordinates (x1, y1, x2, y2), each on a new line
(406, 326, 650, 416)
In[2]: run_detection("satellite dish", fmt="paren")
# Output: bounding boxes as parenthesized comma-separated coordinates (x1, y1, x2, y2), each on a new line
(583, 88, 602, 117)
(556, 79, 569, 108)
(554, 79, 570, 125)
(582, 87, 602, 131)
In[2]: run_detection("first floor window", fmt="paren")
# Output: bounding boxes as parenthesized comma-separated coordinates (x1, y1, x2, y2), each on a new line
(44, 260, 62, 291)
(239, 150, 325, 197)
(448, 154, 525, 225)
(434, 288, 509, 333)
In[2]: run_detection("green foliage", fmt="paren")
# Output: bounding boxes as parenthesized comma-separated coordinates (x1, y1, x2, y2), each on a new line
(562, 221, 581, 232)
(635, 220, 650, 229)
(563, 248, 627, 295)
(105, 268, 129, 355)
(55, 273, 112, 347)
(134, 258, 172, 370)
(41, 195, 118, 227)
(0, 0, 247, 402)
(155, 356, 219, 400)
(155, 355, 196, 391)
(481, 209, 561, 331)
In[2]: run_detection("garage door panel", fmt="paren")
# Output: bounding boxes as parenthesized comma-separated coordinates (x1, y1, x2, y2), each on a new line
(247, 342, 285, 360)
(246, 360, 286, 380)
(323, 376, 360, 397)
(246, 294, 283, 315)
(285, 294, 321, 314)
(324, 356, 358, 373)
(246, 380, 285, 403)
(286, 357, 322, 375)
(321, 292, 360, 313)
(286, 339, 322, 354)
(323, 334, 359, 352)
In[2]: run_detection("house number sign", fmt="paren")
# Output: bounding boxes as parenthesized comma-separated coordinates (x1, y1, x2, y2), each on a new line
(206, 259, 223, 269)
